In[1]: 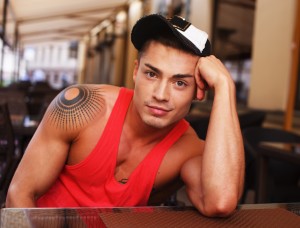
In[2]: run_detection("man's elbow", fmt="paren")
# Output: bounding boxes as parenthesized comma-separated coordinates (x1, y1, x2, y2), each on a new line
(5, 184, 17, 207)
(201, 194, 238, 217)
(5, 184, 35, 208)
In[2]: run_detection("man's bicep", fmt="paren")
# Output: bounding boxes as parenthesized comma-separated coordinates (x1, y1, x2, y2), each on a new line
(180, 155, 204, 210)
(29, 128, 69, 192)
(8, 121, 70, 205)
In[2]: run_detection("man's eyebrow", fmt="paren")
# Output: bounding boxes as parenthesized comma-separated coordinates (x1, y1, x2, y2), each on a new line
(144, 63, 162, 74)
(173, 74, 194, 79)
(144, 63, 194, 79)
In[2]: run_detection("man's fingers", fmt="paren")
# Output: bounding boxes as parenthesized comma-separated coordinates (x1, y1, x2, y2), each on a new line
(196, 87, 205, 100)
(196, 74, 209, 91)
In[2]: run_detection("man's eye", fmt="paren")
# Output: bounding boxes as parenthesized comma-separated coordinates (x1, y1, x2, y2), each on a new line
(176, 81, 187, 87)
(146, 72, 156, 78)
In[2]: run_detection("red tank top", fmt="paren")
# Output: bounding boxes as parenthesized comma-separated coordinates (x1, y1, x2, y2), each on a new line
(37, 88, 189, 207)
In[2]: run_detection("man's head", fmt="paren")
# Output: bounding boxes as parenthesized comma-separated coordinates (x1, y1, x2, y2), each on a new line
(130, 14, 211, 129)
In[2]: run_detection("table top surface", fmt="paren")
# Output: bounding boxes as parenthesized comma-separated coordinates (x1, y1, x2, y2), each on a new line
(1, 203, 300, 228)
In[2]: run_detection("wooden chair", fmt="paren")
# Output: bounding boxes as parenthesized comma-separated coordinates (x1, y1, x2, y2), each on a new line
(0, 102, 17, 207)
(238, 110, 266, 130)
(0, 90, 29, 125)
(242, 127, 300, 203)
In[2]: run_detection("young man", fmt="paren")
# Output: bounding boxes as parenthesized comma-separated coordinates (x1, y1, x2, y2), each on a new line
(6, 14, 244, 217)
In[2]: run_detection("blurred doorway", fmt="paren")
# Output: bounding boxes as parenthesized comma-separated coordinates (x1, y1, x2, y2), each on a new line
(212, 0, 255, 105)
(295, 52, 300, 111)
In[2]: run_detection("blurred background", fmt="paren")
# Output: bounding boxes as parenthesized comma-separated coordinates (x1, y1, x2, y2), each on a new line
(0, 0, 299, 128)
(0, 0, 299, 206)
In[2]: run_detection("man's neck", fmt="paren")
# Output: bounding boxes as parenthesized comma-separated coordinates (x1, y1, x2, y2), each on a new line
(125, 100, 176, 145)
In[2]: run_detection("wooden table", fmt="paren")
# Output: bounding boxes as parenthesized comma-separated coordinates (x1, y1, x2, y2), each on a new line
(1, 203, 300, 227)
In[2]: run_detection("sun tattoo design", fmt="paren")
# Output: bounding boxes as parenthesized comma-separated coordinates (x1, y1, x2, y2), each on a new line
(46, 85, 104, 130)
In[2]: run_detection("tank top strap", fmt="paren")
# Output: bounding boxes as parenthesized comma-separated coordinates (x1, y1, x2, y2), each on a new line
(105, 87, 133, 138)
(146, 119, 190, 169)
(63, 87, 133, 170)
(154, 119, 189, 153)
(134, 119, 190, 205)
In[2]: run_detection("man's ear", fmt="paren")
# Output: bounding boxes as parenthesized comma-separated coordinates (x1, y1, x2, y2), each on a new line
(133, 59, 139, 82)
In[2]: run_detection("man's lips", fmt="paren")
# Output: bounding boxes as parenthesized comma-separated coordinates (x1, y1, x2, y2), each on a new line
(146, 105, 172, 116)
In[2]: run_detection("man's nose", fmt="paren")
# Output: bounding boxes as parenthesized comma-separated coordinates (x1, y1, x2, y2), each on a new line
(153, 81, 170, 101)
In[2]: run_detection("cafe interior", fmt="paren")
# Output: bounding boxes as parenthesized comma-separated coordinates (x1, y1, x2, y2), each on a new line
(0, 0, 300, 226)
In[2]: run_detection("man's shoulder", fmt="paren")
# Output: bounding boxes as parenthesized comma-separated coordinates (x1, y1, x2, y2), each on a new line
(42, 84, 122, 132)
(66, 83, 120, 94)
(59, 83, 122, 106)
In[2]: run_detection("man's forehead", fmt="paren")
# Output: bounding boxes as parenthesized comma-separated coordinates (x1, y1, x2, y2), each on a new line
(143, 40, 197, 56)
(141, 61, 196, 80)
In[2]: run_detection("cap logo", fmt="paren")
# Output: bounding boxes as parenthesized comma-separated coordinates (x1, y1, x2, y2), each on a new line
(169, 16, 191, 32)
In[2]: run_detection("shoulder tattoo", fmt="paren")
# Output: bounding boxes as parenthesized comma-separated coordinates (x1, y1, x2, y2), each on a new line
(46, 85, 104, 130)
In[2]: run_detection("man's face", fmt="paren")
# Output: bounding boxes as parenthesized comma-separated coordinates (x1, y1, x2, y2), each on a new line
(133, 41, 199, 129)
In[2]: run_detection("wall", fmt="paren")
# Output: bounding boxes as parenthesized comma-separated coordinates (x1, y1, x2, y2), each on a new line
(248, 0, 297, 110)
(189, 0, 212, 38)
(124, 0, 143, 89)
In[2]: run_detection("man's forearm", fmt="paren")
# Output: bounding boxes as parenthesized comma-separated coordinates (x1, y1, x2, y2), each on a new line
(201, 82, 245, 213)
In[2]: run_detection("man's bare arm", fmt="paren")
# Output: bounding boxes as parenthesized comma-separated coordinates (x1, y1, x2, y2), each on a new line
(181, 55, 245, 217)
(6, 85, 106, 207)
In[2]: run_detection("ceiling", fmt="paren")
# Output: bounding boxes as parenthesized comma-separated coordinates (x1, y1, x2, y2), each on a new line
(0, 0, 256, 58)
(0, 0, 130, 46)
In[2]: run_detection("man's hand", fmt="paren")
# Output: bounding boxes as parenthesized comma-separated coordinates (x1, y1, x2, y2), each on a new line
(194, 55, 234, 100)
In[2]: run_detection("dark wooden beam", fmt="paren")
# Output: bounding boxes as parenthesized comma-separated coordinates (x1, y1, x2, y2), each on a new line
(284, 0, 300, 130)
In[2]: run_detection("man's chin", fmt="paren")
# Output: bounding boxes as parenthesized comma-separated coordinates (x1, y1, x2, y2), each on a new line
(142, 117, 168, 129)
(142, 115, 179, 130)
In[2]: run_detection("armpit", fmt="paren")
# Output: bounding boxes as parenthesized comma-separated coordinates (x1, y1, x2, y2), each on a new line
(44, 85, 105, 131)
